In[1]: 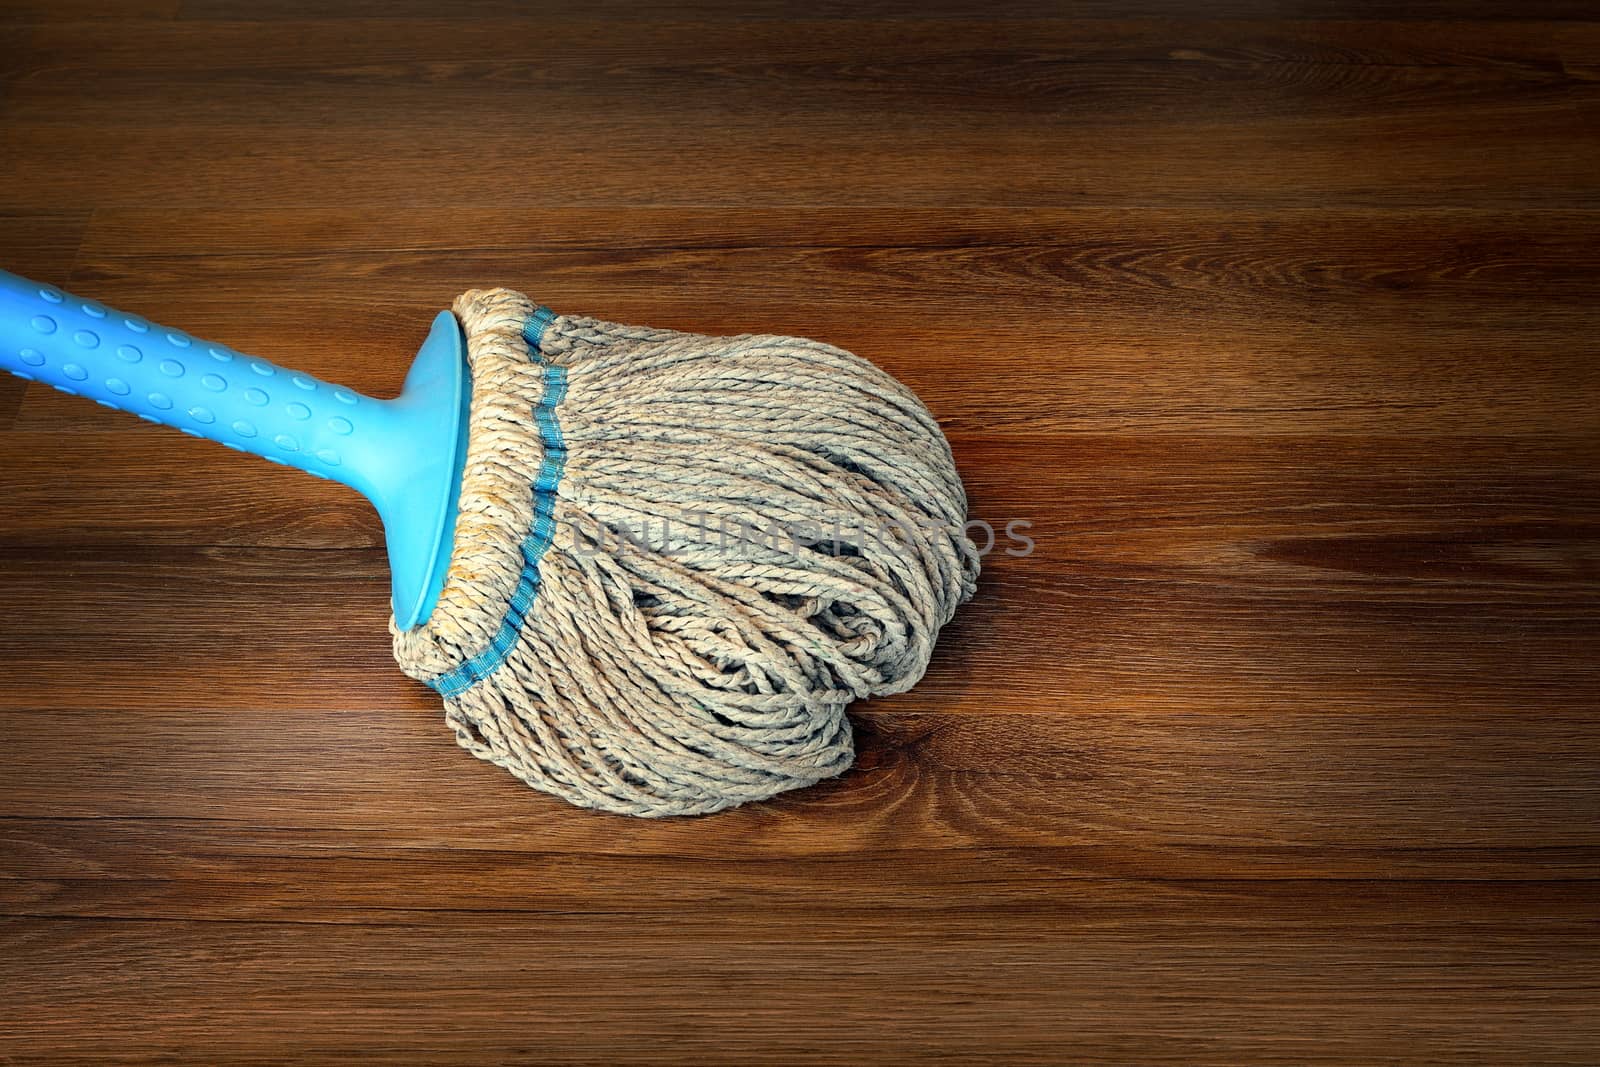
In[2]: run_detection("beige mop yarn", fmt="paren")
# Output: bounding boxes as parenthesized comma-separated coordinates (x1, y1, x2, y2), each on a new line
(391, 287, 979, 817)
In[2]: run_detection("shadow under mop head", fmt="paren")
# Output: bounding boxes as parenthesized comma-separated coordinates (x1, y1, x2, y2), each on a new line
(392, 289, 980, 816)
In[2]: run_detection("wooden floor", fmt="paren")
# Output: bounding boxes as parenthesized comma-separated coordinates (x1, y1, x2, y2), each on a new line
(2, 2, 1598, 1063)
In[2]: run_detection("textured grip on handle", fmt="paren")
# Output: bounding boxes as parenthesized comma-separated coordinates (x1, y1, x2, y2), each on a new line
(0, 268, 472, 629)
(0, 270, 361, 484)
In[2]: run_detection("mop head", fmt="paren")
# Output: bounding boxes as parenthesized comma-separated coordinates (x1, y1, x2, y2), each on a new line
(391, 288, 980, 817)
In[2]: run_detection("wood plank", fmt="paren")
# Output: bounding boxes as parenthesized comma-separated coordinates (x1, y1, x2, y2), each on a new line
(6, 820, 1599, 927)
(7, 206, 1590, 436)
(1, 703, 1598, 855)
(2, 17, 1595, 210)
(0, 0, 176, 21)
(3, 105, 1591, 212)
(166, 0, 1600, 21)
(0, 552, 1595, 717)
(0, 433, 380, 547)
(0, 432, 1594, 714)
(0, 918, 1595, 1066)
(5, 18, 1578, 126)
(64, 201, 1600, 254)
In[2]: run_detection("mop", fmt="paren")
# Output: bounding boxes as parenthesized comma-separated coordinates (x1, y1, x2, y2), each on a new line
(0, 272, 979, 816)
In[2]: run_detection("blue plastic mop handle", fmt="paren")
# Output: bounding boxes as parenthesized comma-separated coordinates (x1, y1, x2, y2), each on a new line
(0, 269, 471, 630)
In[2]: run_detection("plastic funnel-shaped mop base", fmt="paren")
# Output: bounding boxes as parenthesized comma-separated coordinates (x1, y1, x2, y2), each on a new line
(379, 311, 471, 629)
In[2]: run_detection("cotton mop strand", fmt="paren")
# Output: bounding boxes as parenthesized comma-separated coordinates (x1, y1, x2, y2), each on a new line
(0, 272, 979, 816)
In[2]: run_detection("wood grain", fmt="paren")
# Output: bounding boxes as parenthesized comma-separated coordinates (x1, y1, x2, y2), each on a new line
(0, 2, 1597, 1064)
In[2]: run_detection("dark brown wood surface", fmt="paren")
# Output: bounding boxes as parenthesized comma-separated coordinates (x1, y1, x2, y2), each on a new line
(2, 3, 1598, 1064)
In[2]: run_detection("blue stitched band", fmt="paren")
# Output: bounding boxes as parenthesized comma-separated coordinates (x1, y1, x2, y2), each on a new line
(428, 307, 566, 698)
